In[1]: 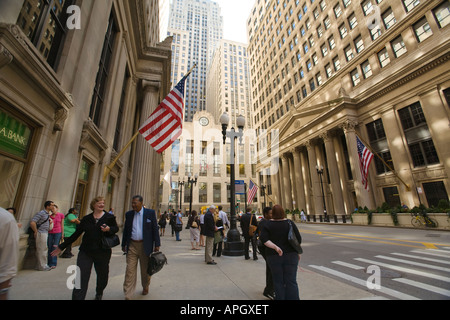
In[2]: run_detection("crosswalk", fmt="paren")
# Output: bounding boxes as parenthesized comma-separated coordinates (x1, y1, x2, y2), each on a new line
(308, 246, 450, 300)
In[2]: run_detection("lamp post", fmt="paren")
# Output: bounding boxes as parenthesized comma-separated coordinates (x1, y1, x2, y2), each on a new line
(179, 179, 185, 213)
(221, 112, 245, 256)
(261, 185, 267, 212)
(316, 165, 328, 222)
(187, 173, 198, 215)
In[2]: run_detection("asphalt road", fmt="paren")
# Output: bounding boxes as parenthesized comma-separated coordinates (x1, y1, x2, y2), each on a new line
(298, 223, 450, 300)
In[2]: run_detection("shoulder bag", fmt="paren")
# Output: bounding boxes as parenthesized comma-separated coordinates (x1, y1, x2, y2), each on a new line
(287, 220, 303, 254)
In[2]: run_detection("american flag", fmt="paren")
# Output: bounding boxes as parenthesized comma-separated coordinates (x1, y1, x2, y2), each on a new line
(139, 75, 187, 154)
(247, 180, 258, 205)
(356, 136, 374, 190)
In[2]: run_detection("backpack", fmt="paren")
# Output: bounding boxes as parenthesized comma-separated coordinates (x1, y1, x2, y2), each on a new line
(249, 214, 257, 237)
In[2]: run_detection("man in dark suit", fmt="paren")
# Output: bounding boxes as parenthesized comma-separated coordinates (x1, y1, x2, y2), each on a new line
(122, 195, 160, 300)
(240, 207, 258, 260)
(203, 206, 217, 265)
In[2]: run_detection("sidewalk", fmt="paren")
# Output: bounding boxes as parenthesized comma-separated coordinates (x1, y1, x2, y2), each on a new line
(9, 219, 379, 300)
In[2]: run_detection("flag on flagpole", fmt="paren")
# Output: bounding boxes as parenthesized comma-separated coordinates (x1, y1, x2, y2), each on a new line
(356, 136, 374, 190)
(247, 180, 258, 205)
(139, 75, 188, 154)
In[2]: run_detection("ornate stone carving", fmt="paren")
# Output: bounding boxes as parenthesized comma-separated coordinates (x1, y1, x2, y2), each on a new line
(53, 107, 68, 132)
(0, 43, 13, 69)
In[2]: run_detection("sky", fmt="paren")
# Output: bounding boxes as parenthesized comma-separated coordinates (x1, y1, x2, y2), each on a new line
(215, 0, 255, 44)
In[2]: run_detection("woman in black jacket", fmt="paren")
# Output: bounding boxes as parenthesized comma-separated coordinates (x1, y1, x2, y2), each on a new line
(51, 196, 119, 300)
(259, 205, 302, 300)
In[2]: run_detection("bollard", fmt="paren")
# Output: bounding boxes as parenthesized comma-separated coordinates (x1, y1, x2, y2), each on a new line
(342, 215, 347, 223)
(334, 215, 338, 223)
(319, 215, 323, 222)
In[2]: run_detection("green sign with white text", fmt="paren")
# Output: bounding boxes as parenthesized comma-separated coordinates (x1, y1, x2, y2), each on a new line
(0, 110, 32, 159)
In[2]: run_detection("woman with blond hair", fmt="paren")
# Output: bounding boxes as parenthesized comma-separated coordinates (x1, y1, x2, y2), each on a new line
(51, 196, 119, 300)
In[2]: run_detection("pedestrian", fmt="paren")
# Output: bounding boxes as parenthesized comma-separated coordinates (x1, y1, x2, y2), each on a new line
(158, 211, 167, 236)
(257, 207, 275, 300)
(175, 209, 183, 241)
(188, 210, 200, 250)
(122, 195, 161, 300)
(199, 209, 205, 247)
(300, 209, 306, 222)
(259, 204, 302, 300)
(213, 208, 224, 257)
(29, 200, 55, 271)
(240, 207, 258, 260)
(218, 206, 229, 239)
(47, 204, 64, 269)
(51, 196, 119, 300)
(60, 208, 80, 258)
(170, 210, 176, 237)
(204, 205, 217, 265)
(0, 208, 19, 300)
(6, 207, 21, 228)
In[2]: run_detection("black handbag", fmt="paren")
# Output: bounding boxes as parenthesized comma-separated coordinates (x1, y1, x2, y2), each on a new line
(287, 220, 303, 254)
(147, 251, 168, 276)
(101, 234, 120, 249)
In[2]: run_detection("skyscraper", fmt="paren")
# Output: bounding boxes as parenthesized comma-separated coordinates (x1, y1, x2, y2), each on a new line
(168, 0, 224, 122)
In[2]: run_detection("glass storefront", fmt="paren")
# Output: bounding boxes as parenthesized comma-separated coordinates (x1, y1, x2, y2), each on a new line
(0, 109, 33, 208)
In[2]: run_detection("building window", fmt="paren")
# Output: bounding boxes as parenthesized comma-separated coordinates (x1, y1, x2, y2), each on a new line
(403, 0, 420, 13)
(199, 182, 207, 203)
(433, 1, 450, 28)
(391, 36, 407, 58)
(350, 68, 360, 86)
(345, 45, 354, 61)
(366, 119, 393, 174)
(185, 140, 194, 176)
(16, 0, 74, 69)
(398, 102, 440, 167)
(354, 35, 364, 53)
(348, 12, 358, 29)
(378, 47, 390, 67)
(213, 183, 221, 203)
(423, 181, 448, 208)
(89, 13, 118, 127)
(361, 60, 372, 79)
(362, 0, 374, 16)
(339, 23, 348, 39)
(333, 55, 341, 71)
(414, 17, 433, 42)
(383, 187, 401, 208)
(382, 8, 396, 30)
(213, 142, 221, 176)
(171, 140, 180, 174)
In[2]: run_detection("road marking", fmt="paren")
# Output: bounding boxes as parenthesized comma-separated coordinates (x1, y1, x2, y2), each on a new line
(332, 261, 365, 270)
(308, 265, 419, 300)
(374, 255, 450, 273)
(391, 252, 450, 265)
(300, 229, 447, 249)
(354, 258, 450, 283)
(393, 278, 450, 297)
(411, 249, 450, 258)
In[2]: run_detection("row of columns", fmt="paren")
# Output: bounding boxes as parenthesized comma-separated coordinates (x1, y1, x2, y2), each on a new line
(265, 119, 375, 216)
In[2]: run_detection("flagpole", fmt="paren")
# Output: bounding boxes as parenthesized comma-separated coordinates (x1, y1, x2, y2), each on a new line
(102, 64, 197, 183)
(249, 178, 275, 205)
(356, 133, 410, 191)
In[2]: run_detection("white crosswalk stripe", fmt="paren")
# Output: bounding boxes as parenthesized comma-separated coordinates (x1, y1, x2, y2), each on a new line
(308, 247, 450, 300)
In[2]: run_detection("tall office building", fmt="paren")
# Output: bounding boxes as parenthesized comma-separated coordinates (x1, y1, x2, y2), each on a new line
(247, 0, 450, 215)
(207, 39, 253, 128)
(168, 0, 224, 121)
(0, 0, 171, 268)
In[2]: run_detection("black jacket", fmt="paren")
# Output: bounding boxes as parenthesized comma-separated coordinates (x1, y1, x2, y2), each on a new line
(203, 211, 215, 238)
(240, 213, 258, 239)
(59, 212, 119, 253)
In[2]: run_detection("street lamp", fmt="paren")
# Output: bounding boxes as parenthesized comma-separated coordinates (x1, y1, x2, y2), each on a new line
(179, 179, 185, 213)
(187, 173, 198, 215)
(221, 112, 245, 256)
(316, 165, 328, 222)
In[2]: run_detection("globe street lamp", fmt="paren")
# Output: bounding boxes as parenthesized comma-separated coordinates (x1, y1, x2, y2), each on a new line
(188, 173, 198, 215)
(316, 165, 328, 222)
(221, 112, 245, 256)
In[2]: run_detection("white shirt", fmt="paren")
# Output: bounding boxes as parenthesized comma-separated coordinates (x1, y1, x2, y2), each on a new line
(219, 210, 229, 227)
(0, 208, 19, 283)
(131, 207, 144, 241)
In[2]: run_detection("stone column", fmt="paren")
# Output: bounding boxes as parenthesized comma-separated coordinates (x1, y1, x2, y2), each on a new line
(342, 120, 375, 209)
(321, 131, 346, 215)
(306, 140, 324, 216)
(281, 154, 293, 210)
(131, 81, 161, 208)
(288, 152, 297, 210)
(300, 147, 313, 215)
(292, 147, 306, 212)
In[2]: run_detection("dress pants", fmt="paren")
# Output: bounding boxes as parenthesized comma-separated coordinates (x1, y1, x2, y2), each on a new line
(35, 232, 48, 270)
(266, 252, 299, 300)
(73, 249, 111, 300)
(205, 236, 214, 263)
(123, 240, 151, 299)
(244, 236, 257, 260)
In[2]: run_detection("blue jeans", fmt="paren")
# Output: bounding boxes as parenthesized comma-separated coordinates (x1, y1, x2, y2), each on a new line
(267, 252, 300, 300)
(175, 224, 182, 241)
(47, 232, 62, 267)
